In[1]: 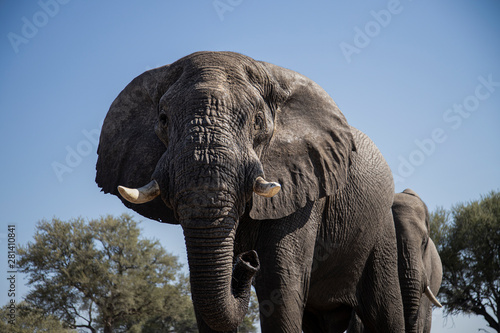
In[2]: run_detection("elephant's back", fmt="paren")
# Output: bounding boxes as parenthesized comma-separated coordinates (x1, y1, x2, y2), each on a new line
(348, 126, 394, 203)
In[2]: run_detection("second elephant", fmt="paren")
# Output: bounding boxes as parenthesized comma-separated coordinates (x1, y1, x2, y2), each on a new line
(394, 189, 442, 333)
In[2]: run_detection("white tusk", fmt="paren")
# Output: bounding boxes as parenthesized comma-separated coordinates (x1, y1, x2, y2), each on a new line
(424, 286, 443, 308)
(253, 176, 281, 198)
(118, 180, 160, 204)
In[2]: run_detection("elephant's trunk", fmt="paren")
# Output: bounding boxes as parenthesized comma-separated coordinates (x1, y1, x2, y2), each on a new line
(397, 237, 422, 333)
(400, 277, 422, 333)
(182, 216, 259, 331)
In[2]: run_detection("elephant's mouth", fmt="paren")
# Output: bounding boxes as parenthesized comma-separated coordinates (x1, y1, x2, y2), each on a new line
(232, 250, 261, 291)
(117, 176, 281, 205)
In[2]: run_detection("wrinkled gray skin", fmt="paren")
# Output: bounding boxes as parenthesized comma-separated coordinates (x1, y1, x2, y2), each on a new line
(96, 51, 404, 332)
(350, 189, 443, 333)
(394, 189, 442, 333)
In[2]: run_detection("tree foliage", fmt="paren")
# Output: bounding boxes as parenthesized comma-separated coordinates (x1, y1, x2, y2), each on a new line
(17, 214, 197, 333)
(0, 301, 76, 333)
(430, 190, 500, 332)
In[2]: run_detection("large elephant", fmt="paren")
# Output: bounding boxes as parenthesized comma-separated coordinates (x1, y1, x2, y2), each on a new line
(95, 51, 404, 332)
(393, 189, 443, 333)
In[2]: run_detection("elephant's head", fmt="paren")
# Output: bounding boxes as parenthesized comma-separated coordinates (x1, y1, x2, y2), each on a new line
(96, 51, 354, 331)
(393, 189, 442, 333)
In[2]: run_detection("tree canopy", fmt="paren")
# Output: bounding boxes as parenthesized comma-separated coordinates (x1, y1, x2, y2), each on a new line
(17, 214, 197, 333)
(0, 301, 76, 333)
(430, 190, 500, 332)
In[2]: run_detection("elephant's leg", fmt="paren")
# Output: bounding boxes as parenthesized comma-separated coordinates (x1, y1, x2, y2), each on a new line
(255, 253, 312, 333)
(254, 201, 324, 333)
(356, 212, 405, 333)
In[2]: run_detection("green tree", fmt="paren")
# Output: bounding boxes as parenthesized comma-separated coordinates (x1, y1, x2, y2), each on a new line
(429, 206, 451, 252)
(0, 301, 76, 333)
(140, 274, 198, 332)
(18, 214, 197, 333)
(431, 191, 500, 332)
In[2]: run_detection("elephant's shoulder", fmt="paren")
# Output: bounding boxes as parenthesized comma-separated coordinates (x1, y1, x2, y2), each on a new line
(348, 127, 393, 185)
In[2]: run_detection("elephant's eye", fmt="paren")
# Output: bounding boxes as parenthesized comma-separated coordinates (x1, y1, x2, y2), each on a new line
(421, 237, 428, 249)
(155, 108, 169, 146)
(159, 110, 168, 127)
(254, 112, 265, 131)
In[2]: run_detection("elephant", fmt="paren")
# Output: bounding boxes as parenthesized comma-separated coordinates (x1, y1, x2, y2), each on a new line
(349, 188, 443, 333)
(393, 189, 443, 333)
(95, 51, 405, 332)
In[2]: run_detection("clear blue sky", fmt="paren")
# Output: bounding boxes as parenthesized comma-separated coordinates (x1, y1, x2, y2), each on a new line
(1, 1, 499, 331)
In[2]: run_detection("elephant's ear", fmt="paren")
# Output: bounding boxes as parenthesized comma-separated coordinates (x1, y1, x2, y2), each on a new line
(96, 65, 179, 224)
(250, 62, 355, 220)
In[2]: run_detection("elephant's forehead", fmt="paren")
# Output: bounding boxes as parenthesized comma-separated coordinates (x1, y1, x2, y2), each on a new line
(177, 51, 252, 72)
